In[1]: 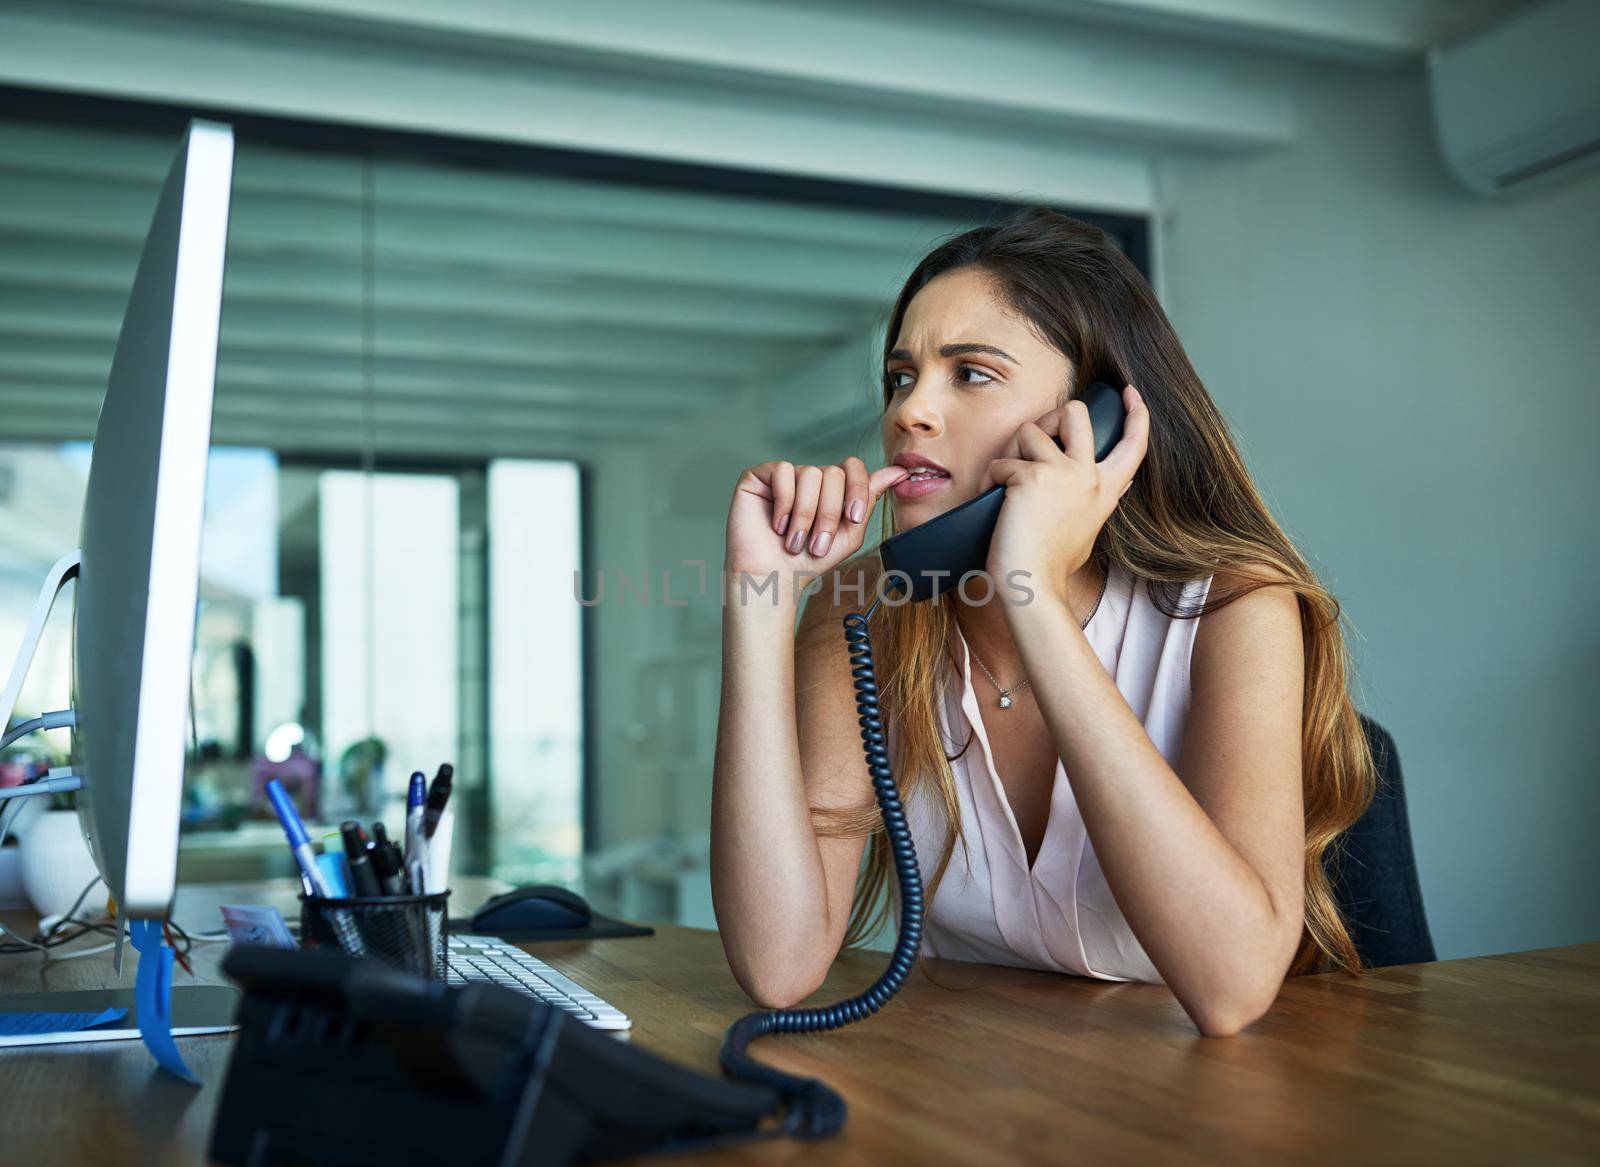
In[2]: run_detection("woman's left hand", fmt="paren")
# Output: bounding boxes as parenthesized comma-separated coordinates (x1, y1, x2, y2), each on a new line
(984, 384, 1149, 617)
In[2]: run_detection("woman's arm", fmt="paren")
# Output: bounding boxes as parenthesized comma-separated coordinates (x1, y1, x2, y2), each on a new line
(1005, 577, 1305, 1036)
(986, 387, 1303, 1034)
(710, 571, 874, 1007)
(711, 457, 907, 1007)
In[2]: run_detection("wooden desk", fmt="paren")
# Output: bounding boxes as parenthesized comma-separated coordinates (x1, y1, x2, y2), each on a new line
(1, 879, 1596, 1165)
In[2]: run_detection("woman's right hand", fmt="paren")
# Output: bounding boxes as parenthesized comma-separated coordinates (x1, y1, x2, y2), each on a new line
(725, 456, 909, 586)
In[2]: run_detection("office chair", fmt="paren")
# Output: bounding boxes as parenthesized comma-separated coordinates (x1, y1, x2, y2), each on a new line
(1325, 716, 1437, 969)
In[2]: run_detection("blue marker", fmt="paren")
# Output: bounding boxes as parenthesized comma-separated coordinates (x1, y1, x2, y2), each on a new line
(404, 770, 426, 888)
(266, 779, 338, 899)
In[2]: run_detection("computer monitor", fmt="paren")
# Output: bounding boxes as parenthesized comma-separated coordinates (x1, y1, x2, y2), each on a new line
(73, 118, 233, 919)
(0, 118, 240, 1046)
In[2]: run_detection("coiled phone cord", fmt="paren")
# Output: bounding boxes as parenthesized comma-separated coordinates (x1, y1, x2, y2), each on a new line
(719, 594, 925, 1138)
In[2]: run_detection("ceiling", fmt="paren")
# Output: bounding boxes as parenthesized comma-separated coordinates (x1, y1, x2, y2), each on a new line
(0, 113, 986, 459)
(0, 0, 1530, 462)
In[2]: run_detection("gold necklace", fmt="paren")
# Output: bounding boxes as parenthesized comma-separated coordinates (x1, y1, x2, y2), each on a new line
(966, 568, 1109, 710)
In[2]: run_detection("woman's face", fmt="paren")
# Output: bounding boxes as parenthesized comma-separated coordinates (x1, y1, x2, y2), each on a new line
(881, 266, 1073, 526)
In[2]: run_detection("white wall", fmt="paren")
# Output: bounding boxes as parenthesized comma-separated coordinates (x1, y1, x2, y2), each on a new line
(489, 461, 583, 882)
(319, 470, 460, 813)
(1155, 63, 1600, 960)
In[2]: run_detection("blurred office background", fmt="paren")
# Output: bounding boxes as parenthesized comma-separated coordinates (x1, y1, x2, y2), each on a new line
(0, 1, 1595, 962)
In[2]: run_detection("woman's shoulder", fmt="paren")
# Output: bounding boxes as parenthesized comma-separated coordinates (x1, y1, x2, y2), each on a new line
(1187, 561, 1304, 677)
(1198, 560, 1302, 621)
(1126, 559, 1301, 621)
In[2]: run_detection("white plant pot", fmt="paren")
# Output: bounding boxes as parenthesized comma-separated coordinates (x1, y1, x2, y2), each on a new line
(19, 809, 102, 922)
(0, 795, 44, 907)
(0, 847, 25, 909)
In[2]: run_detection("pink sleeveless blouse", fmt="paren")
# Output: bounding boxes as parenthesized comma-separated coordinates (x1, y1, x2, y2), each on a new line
(899, 563, 1214, 984)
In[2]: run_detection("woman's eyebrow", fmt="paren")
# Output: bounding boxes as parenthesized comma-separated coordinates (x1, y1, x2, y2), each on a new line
(886, 342, 1018, 364)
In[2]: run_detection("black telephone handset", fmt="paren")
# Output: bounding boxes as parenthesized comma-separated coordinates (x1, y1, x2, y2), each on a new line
(877, 379, 1128, 601)
(719, 380, 1130, 1140)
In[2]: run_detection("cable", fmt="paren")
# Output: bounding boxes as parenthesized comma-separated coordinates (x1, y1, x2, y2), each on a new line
(1, 708, 76, 751)
(0, 771, 83, 802)
(2, 911, 123, 959)
(40, 937, 116, 962)
(15, 909, 123, 961)
(0, 796, 18, 847)
(0, 805, 202, 967)
(0, 794, 105, 956)
(42, 873, 104, 937)
(718, 594, 925, 1139)
(0, 868, 109, 957)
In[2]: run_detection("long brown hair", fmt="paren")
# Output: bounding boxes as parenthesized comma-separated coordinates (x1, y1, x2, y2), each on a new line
(818, 206, 1376, 976)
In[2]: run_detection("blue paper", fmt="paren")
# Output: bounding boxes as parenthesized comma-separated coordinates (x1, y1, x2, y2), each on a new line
(127, 919, 199, 1085)
(0, 1007, 126, 1036)
(219, 903, 297, 949)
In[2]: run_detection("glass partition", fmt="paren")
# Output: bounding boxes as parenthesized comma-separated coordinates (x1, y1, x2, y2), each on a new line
(0, 100, 1142, 918)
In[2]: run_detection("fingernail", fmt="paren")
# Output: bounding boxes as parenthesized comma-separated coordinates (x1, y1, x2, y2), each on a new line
(849, 500, 865, 523)
(787, 527, 806, 554)
(776, 513, 789, 536)
(812, 530, 832, 557)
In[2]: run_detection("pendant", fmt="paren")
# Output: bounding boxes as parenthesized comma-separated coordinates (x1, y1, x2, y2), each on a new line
(998, 693, 1013, 710)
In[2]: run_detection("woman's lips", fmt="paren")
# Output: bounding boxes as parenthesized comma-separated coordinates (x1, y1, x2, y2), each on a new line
(892, 473, 952, 500)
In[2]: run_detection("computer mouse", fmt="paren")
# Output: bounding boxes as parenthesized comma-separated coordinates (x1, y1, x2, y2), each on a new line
(470, 885, 593, 933)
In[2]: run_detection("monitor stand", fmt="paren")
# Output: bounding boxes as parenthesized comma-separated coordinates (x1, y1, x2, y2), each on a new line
(0, 985, 239, 1049)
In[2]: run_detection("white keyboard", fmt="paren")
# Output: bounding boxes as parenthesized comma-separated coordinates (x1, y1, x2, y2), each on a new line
(446, 934, 631, 1031)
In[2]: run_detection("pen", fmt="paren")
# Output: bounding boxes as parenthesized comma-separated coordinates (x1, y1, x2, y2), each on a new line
(342, 822, 382, 898)
(373, 821, 412, 893)
(422, 763, 453, 840)
(421, 808, 455, 898)
(404, 771, 425, 864)
(266, 779, 338, 899)
(406, 770, 429, 894)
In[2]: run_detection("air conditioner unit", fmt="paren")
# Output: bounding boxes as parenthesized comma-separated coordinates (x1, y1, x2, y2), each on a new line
(1427, 0, 1600, 195)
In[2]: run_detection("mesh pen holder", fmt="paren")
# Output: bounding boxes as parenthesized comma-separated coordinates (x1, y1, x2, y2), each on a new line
(299, 891, 450, 980)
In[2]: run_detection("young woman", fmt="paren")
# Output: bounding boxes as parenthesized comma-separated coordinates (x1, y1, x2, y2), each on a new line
(711, 207, 1375, 1037)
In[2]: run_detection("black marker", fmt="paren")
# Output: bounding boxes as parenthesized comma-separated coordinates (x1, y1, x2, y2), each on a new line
(368, 822, 405, 896)
(341, 821, 382, 898)
(423, 763, 453, 841)
(375, 819, 413, 893)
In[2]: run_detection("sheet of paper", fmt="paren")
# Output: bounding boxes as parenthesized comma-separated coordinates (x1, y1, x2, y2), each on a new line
(127, 919, 200, 1085)
(0, 1007, 126, 1036)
